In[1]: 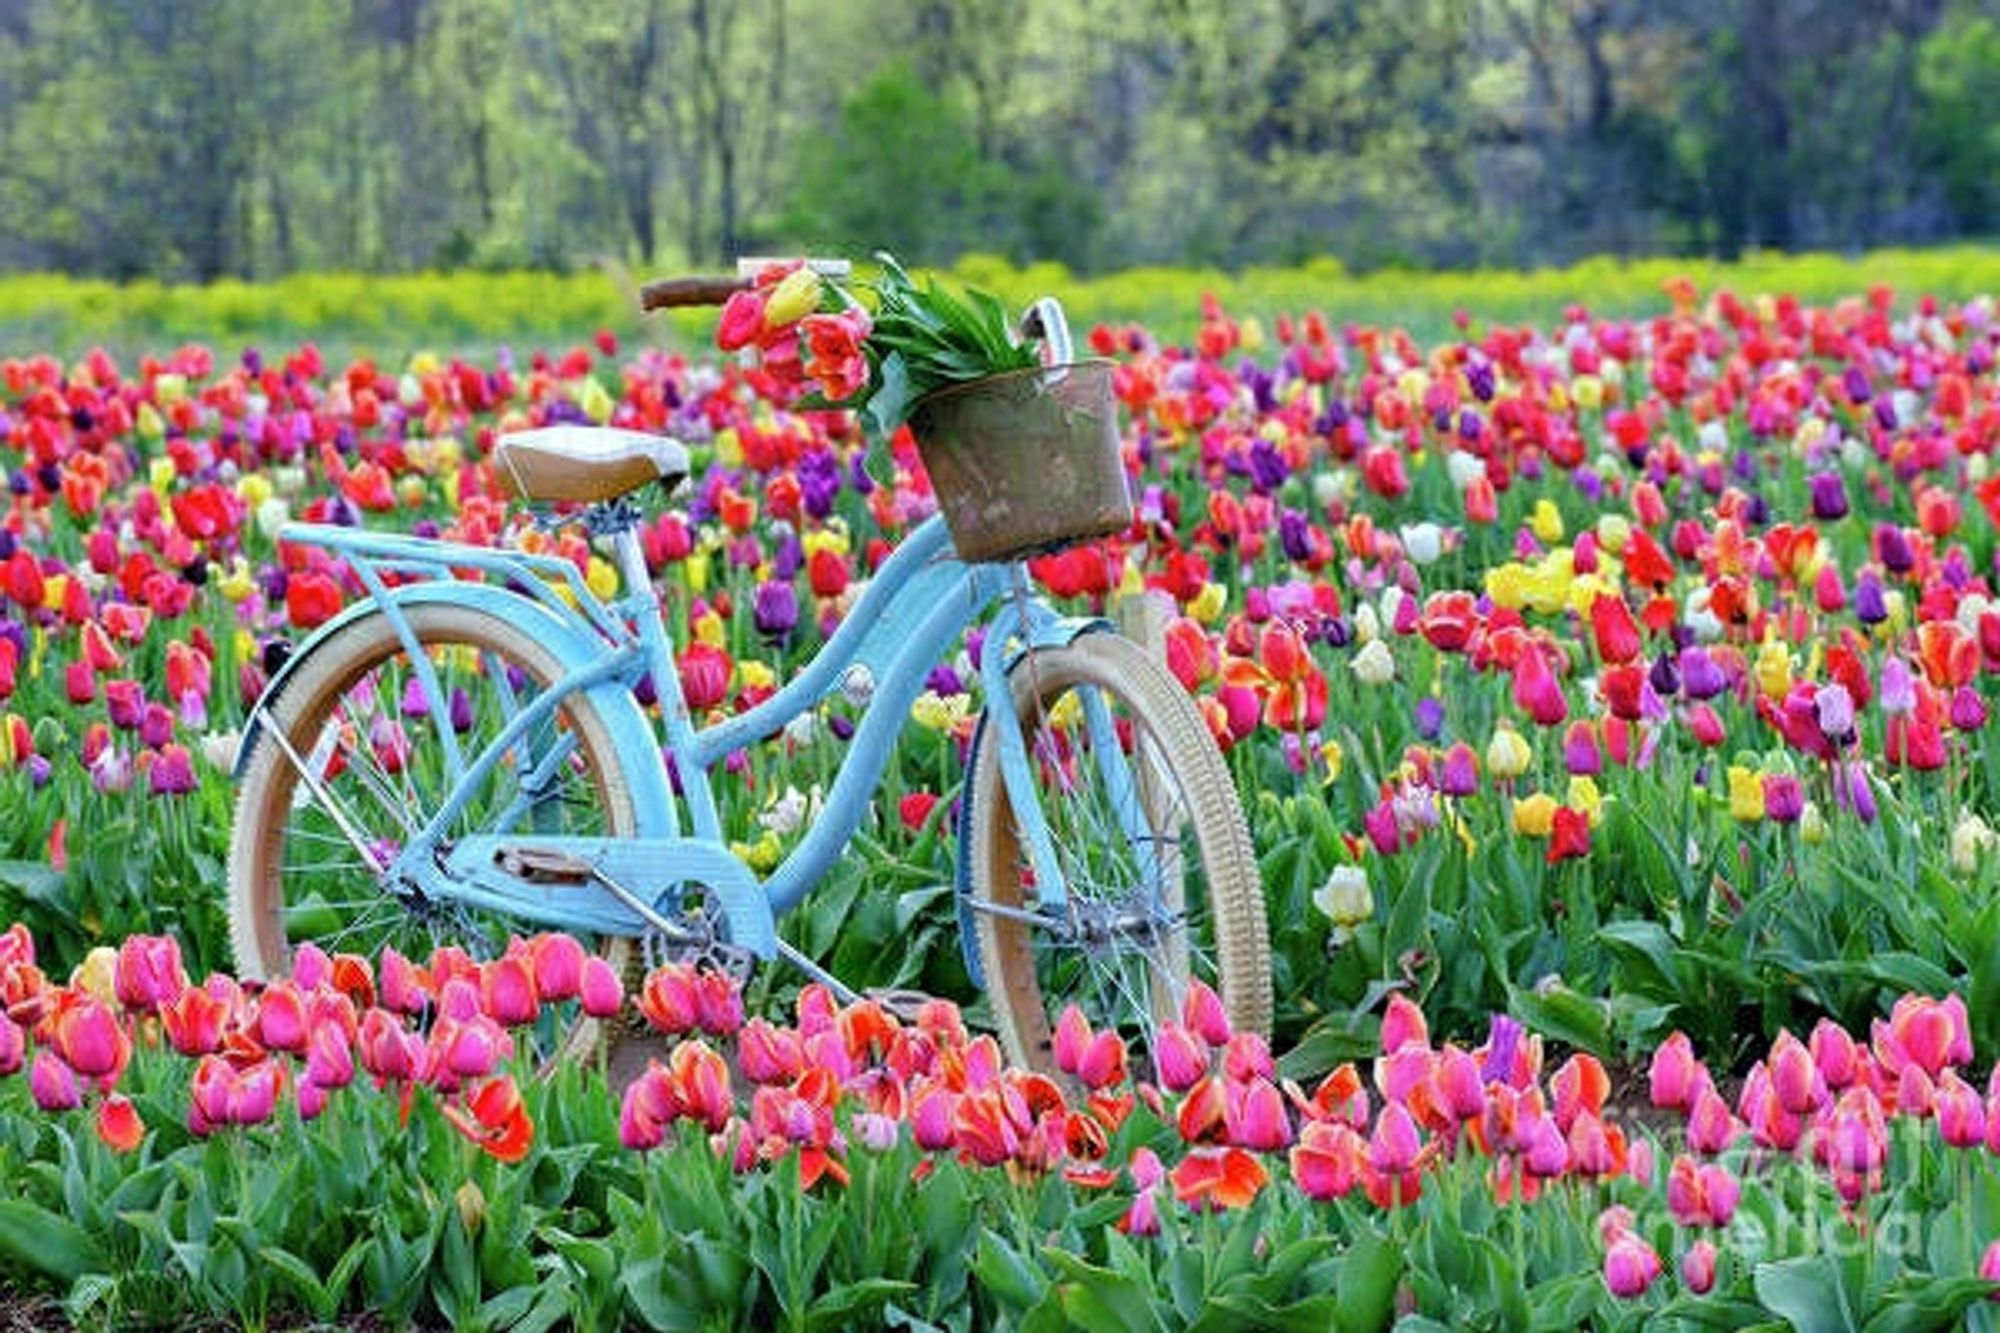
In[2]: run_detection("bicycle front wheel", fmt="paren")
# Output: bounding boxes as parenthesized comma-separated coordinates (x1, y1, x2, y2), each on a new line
(966, 632, 1270, 1073)
(229, 602, 638, 1012)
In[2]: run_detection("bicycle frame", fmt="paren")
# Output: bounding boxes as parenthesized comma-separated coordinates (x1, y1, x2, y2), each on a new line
(244, 510, 1108, 972)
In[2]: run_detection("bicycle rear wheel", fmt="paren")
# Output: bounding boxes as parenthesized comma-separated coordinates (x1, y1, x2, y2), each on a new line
(966, 632, 1270, 1073)
(228, 602, 638, 1048)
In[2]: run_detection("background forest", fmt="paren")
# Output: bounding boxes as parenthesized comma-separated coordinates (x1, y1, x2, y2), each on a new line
(2, 0, 1998, 285)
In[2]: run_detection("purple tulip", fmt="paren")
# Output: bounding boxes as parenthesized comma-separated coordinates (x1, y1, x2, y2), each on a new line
(753, 581, 799, 640)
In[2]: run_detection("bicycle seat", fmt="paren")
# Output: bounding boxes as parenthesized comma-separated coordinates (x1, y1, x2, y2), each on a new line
(493, 426, 689, 503)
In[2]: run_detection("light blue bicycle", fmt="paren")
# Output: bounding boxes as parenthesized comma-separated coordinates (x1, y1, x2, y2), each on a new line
(225, 271, 1270, 1070)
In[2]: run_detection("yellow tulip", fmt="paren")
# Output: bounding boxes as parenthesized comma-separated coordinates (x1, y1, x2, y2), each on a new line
(1754, 641, 1793, 700)
(692, 609, 726, 647)
(738, 660, 776, 691)
(1572, 375, 1604, 411)
(1595, 514, 1631, 555)
(1514, 792, 1558, 837)
(1800, 801, 1828, 845)
(585, 557, 619, 602)
(219, 558, 256, 604)
(237, 472, 273, 508)
(1319, 739, 1344, 784)
(763, 266, 824, 328)
(1566, 775, 1603, 824)
(1187, 582, 1226, 625)
(1531, 499, 1565, 545)
(1727, 765, 1766, 822)
(1486, 724, 1533, 780)
(911, 690, 971, 732)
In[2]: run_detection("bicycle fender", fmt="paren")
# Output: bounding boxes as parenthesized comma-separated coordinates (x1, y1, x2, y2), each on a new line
(234, 585, 676, 835)
(952, 617, 1115, 984)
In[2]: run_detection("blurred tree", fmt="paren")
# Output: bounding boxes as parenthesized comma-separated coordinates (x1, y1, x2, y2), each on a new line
(0, 0, 1993, 279)
(1917, 1, 2000, 232)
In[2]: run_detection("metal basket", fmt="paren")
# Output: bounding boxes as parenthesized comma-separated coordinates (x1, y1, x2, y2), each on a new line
(907, 359, 1133, 564)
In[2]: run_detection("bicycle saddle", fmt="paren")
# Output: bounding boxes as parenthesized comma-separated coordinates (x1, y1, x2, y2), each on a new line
(493, 426, 689, 503)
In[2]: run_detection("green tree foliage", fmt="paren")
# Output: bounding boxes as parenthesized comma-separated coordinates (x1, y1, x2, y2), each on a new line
(0, 0, 1994, 280)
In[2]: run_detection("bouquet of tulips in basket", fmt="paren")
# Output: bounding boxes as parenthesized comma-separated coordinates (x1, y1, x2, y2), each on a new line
(715, 255, 1041, 444)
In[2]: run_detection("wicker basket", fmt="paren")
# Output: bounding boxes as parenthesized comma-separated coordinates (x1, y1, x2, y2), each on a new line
(907, 359, 1133, 564)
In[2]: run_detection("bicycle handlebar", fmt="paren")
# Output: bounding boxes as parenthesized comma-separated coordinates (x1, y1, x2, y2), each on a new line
(638, 275, 751, 312)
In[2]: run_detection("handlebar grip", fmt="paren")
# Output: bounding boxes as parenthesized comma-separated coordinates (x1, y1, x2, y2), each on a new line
(639, 275, 751, 311)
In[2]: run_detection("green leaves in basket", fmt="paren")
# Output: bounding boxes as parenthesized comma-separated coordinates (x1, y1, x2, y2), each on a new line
(837, 254, 1040, 444)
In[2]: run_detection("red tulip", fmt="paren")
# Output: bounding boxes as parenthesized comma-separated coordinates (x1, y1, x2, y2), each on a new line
(95, 1093, 144, 1153)
(1169, 1145, 1269, 1211)
(442, 1075, 534, 1163)
(159, 983, 228, 1056)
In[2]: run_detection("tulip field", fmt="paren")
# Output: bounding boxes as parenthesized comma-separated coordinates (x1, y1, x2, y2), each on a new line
(4, 270, 2000, 1326)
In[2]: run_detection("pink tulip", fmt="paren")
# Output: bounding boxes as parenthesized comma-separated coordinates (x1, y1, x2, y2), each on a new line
(305, 1021, 355, 1090)
(1604, 1234, 1663, 1299)
(1434, 1045, 1485, 1121)
(1380, 993, 1429, 1055)
(254, 981, 309, 1053)
(1152, 1024, 1208, 1092)
(637, 965, 698, 1035)
(1681, 1239, 1718, 1295)
(1566, 1112, 1621, 1177)
(693, 970, 743, 1037)
(1290, 1120, 1362, 1200)
(1367, 1101, 1422, 1175)
(1648, 1031, 1700, 1110)
(619, 1064, 679, 1151)
(358, 1008, 422, 1083)
(1810, 1018, 1859, 1089)
(113, 934, 186, 1013)
(436, 976, 481, 1022)
(1687, 1085, 1739, 1154)
(291, 941, 332, 992)
(1981, 1239, 2000, 1297)
(479, 955, 539, 1027)
(1769, 1031, 1826, 1115)
(1375, 1043, 1434, 1107)
(528, 934, 586, 1002)
(1053, 1005, 1091, 1077)
(0, 1012, 21, 1076)
(1076, 1030, 1128, 1091)
(1222, 1030, 1273, 1083)
(1522, 1111, 1570, 1177)
(432, 1015, 507, 1081)
(1226, 1077, 1292, 1151)
(738, 1017, 806, 1084)
(378, 947, 428, 1015)
(1826, 1087, 1888, 1176)
(29, 1050, 80, 1111)
(910, 1080, 958, 1151)
(578, 956, 623, 1018)
(1182, 980, 1232, 1046)
(50, 993, 128, 1081)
